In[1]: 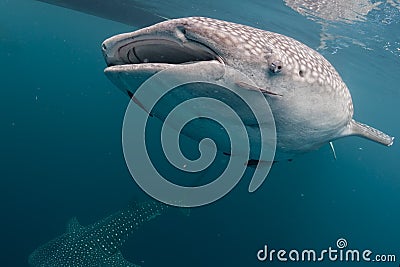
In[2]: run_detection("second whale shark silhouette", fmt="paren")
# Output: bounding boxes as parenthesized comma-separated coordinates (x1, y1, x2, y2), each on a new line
(28, 201, 169, 267)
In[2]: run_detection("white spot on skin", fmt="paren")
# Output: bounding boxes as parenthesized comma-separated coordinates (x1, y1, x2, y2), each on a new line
(244, 43, 253, 50)
(243, 50, 251, 57)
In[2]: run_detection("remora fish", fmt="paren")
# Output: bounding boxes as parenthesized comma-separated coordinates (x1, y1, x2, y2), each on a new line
(28, 201, 168, 267)
(102, 17, 394, 161)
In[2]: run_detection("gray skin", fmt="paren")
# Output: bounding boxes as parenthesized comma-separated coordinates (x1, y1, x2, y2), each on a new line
(102, 17, 393, 161)
(28, 201, 168, 267)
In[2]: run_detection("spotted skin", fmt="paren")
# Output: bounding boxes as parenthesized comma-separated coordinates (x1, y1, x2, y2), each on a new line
(103, 17, 393, 159)
(28, 201, 168, 267)
(173, 17, 353, 111)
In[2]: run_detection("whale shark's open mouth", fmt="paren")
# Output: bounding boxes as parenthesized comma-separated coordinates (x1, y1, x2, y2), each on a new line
(102, 30, 226, 99)
(102, 35, 223, 67)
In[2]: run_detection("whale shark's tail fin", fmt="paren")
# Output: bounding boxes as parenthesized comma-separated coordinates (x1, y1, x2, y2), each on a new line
(347, 119, 394, 146)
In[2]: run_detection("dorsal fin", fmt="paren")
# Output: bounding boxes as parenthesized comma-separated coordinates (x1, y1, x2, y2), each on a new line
(66, 217, 84, 233)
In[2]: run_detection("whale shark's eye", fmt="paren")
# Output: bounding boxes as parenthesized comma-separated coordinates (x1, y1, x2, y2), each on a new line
(269, 61, 282, 73)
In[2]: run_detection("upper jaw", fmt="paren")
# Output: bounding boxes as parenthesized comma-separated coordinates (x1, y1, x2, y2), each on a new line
(101, 27, 224, 68)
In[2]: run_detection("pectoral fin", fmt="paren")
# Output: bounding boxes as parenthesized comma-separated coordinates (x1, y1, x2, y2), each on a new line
(235, 81, 283, 97)
(66, 217, 84, 234)
(346, 119, 394, 146)
(102, 251, 140, 267)
(127, 92, 153, 117)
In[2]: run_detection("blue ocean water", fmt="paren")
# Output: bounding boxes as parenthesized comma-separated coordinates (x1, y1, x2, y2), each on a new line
(0, 0, 399, 266)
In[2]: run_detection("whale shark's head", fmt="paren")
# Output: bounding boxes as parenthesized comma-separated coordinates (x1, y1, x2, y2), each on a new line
(101, 16, 346, 94)
(102, 17, 225, 67)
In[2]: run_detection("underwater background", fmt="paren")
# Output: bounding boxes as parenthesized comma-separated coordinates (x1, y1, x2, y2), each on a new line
(0, 0, 399, 266)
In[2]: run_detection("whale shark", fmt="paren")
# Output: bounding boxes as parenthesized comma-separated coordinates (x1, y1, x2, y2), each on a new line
(102, 17, 394, 161)
(28, 201, 168, 267)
